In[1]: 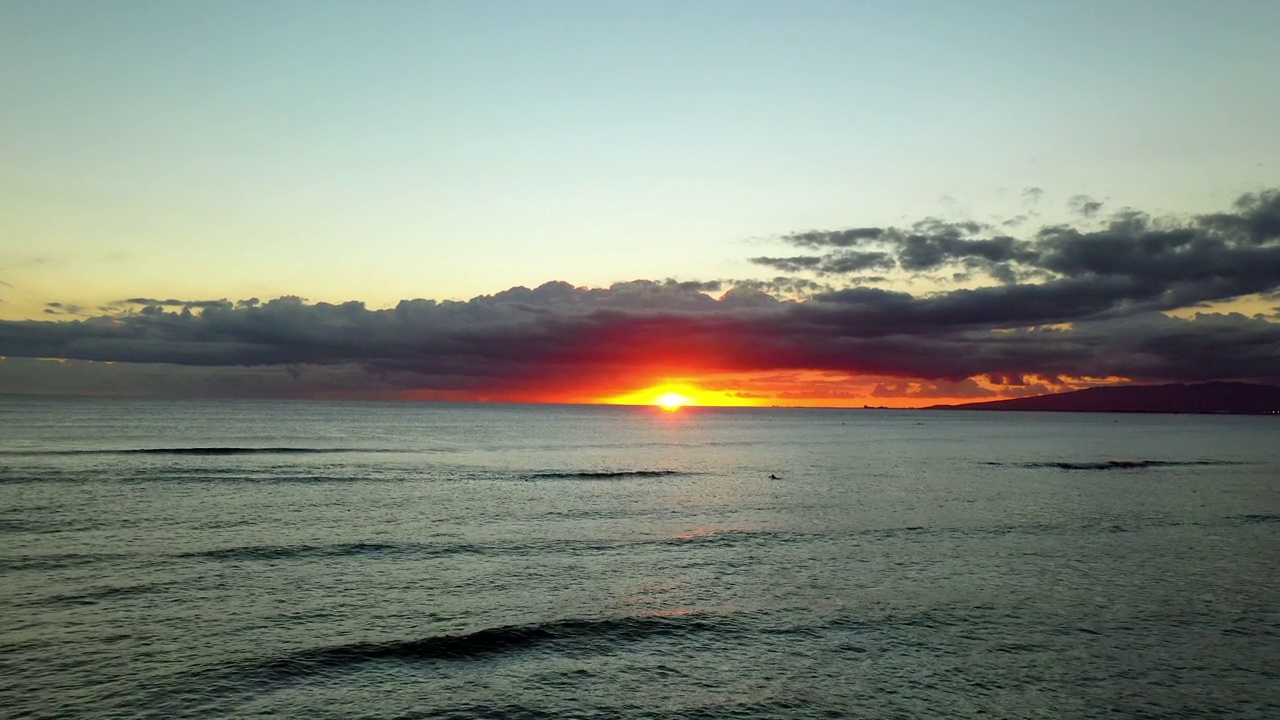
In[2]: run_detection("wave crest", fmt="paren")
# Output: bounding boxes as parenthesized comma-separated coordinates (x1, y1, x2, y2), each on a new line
(250, 614, 723, 679)
(175, 541, 482, 561)
(174, 538, 639, 561)
(524, 470, 682, 480)
(1228, 513, 1280, 524)
(999, 460, 1243, 471)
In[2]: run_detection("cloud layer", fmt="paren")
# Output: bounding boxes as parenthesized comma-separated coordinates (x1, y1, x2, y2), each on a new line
(2, 190, 1278, 400)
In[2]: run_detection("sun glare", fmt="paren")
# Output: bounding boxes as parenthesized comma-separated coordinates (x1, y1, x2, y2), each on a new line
(655, 392, 691, 410)
(601, 381, 761, 408)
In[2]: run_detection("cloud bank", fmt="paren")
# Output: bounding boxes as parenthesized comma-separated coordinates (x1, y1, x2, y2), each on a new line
(2, 190, 1278, 401)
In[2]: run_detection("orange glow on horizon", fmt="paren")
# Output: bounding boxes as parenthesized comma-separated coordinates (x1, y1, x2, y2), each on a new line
(590, 372, 1136, 409)
(601, 382, 763, 408)
(399, 370, 1137, 409)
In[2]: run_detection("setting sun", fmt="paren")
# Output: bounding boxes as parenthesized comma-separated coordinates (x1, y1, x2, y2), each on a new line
(601, 381, 762, 408)
(655, 392, 692, 410)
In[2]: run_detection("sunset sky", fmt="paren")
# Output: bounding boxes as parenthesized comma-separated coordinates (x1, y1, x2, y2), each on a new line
(2, 1, 1278, 406)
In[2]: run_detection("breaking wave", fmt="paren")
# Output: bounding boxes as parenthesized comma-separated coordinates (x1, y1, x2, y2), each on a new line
(176, 541, 480, 561)
(173, 538, 639, 562)
(523, 469, 683, 480)
(177, 540, 419, 558)
(1227, 513, 1280, 524)
(991, 460, 1244, 471)
(246, 614, 725, 680)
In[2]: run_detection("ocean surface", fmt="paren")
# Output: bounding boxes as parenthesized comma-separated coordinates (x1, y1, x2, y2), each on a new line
(1, 397, 1277, 719)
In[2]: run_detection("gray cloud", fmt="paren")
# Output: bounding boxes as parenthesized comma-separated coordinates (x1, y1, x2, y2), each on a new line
(1, 191, 1278, 397)
(121, 297, 235, 310)
(1068, 194, 1104, 218)
(782, 227, 886, 249)
(751, 251, 895, 275)
(43, 302, 86, 316)
(725, 277, 832, 297)
(2, 284, 1277, 396)
(749, 255, 823, 273)
(755, 190, 1280, 308)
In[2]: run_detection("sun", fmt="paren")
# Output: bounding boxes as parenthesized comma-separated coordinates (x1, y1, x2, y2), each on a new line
(655, 392, 692, 410)
(599, 381, 760, 408)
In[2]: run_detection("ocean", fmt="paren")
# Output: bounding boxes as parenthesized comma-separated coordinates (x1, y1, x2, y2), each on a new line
(1, 396, 1277, 719)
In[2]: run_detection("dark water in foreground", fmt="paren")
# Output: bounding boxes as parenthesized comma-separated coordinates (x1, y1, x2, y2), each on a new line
(1, 397, 1277, 719)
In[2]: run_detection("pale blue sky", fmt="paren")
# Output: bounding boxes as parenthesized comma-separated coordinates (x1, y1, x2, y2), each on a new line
(2, 0, 1277, 318)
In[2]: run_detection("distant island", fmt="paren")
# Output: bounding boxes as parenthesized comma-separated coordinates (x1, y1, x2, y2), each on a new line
(928, 381, 1280, 415)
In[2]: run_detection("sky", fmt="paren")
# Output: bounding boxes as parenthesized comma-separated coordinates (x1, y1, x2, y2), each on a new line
(1, 0, 1278, 406)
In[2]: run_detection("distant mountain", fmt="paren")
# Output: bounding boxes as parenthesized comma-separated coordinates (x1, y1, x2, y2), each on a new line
(929, 381, 1280, 415)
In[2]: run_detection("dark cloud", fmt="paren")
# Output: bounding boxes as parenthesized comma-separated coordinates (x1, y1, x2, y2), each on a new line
(893, 231, 1029, 272)
(753, 190, 1280, 310)
(1022, 187, 1045, 204)
(1068, 194, 1104, 218)
(43, 302, 84, 316)
(121, 297, 236, 310)
(2, 191, 1278, 398)
(751, 251, 895, 275)
(766, 218, 1048, 281)
(668, 279, 724, 293)
(2, 288, 1277, 397)
(727, 277, 832, 297)
(782, 227, 886, 249)
(749, 255, 823, 273)
(1199, 190, 1280, 245)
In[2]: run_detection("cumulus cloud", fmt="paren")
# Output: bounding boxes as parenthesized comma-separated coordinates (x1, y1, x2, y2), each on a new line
(1, 191, 1278, 399)
(754, 189, 1280, 302)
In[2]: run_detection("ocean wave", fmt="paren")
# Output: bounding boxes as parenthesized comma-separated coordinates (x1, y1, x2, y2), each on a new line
(836, 519, 1180, 542)
(662, 529, 815, 546)
(523, 469, 683, 480)
(404, 700, 810, 720)
(175, 541, 483, 561)
(1227, 513, 1280, 524)
(374, 704, 561, 720)
(995, 460, 1244, 471)
(46, 583, 165, 606)
(248, 614, 724, 679)
(0, 517, 35, 532)
(176, 537, 641, 563)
